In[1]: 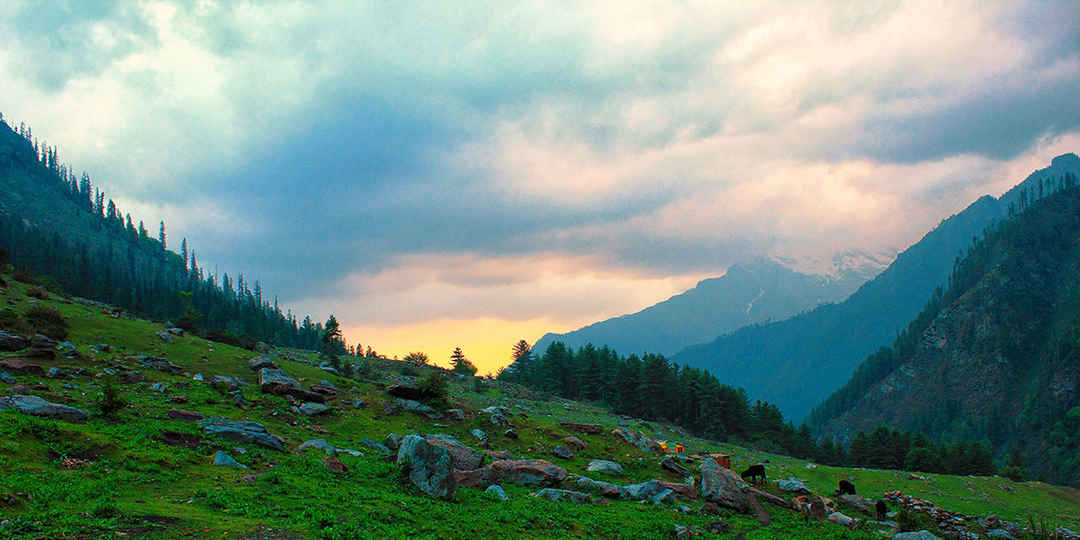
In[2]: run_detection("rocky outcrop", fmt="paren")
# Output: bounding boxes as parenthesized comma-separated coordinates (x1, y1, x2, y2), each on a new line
(257, 368, 327, 404)
(0, 359, 44, 375)
(0, 331, 29, 352)
(397, 434, 455, 498)
(586, 460, 622, 475)
(0, 394, 88, 422)
(534, 488, 591, 503)
(248, 356, 277, 370)
(699, 460, 750, 512)
(200, 417, 285, 451)
(395, 398, 443, 420)
(660, 455, 689, 475)
(611, 427, 663, 454)
(213, 450, 247, 469)
(426, 435, 484, 471)
(551, 445, 573, 459)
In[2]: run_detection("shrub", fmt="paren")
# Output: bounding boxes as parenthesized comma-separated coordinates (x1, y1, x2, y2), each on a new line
(25, 287, 47, 299)
(1000, 465, 1025, 482)
(205, 330, 256, 350)
(12, 265, 36, 284)
(403, 351, 430, 365)
(24, 305, 68, 339)
(472, 377, 487, 394)
(36, 275, 62, 294)
(0, 309, 30, 334)
(418, 371, 449, 409)
(399, 364, 419, 377)
(97, 380, 128, 418)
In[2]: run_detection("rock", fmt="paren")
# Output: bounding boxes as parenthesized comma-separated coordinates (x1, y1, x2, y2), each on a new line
(661, 455, 690, 475)
(481, 406, 512, 416)
(562, 435, 586, 451)
(311, 380, 337, 396)
(611, 426, 664, 454)
(586, 459, 623, 475)
(248, 356, 277, 370)
(452, 467, 494, 488)
(701, 502, 721, 515)
(299, 402, 330, 416)
(211, 375, 241, 391)
(167, 409, 204, 421)
(470, 429, 489, 447)
(151, 382, 168, 392)
(384, 433, 403, 451)
(212, 450, 247, 469)
(699, 460, 750, 512)
(985, 530, 1013, 539)
(387, 383, 426, 400)
(777, 477, 812, 494)
(357, 438, 391, 453)
(485, 484, 508, 501)
(489, 459, 567, 487)
(258, 367, 301, 394)
(337, 448, 363, 457)
(168, 327, 184, 336)
(891, 532, 941, 540)
(426, 435, 484, 471)
(0, 394, 88, 422)
(575, 476, 629, 499)
(490, 413, 509, 426)
(395, 398, 443, 420)
(624, 479, 669, 501)
(838, 493, 875, 514)
(0, 331, 29, 352)
(673, 524, 703, 538)
(318, 362, 338, 374)
(828, 511, 856, 529)
(25, 335, 57, 359)
(707, 521, 730, 534)
(396, 434, 455, 498)
(325, 456, 349, 473)
(487, 450, 513, 461)
(650, 488, 676, 505)
(156, 330, 174, 343)
(0, 359, 44, 375)
(299, 439, 336, 455)
(192, 373, 204, 382)
(200, 418, 285, 451)
(446, 408, 465, 421)
(552, 445, 574, 459)
(535, 488, 591, 503)
(0, 372, 14, 384)
(560, 422, 603, 434)
(58, 341, 76, 353)
(504, 428, 518, 439)
(351, 398, 366, 408)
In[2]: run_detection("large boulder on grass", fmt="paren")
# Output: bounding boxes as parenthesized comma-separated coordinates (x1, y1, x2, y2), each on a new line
(0, 394, 87, 422)
(425, 435, 484, 471)
(396, 434, 455, 499)
(699, 460, 751, 512)
(200, 417, 285, 451)
(0, 331, 29, 352)
(489, 459, 566, 487)
(611, 426, 664, 454)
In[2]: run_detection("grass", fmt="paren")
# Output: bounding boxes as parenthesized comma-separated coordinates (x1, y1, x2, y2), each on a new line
(0, 275, 1078, 538)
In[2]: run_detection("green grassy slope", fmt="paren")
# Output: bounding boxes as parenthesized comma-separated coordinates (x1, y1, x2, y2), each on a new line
(0, 277, 1077, 539)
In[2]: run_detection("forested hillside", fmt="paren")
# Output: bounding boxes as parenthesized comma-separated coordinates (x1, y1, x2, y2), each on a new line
(811, 174, 1080, 487)
(533, 256, 888, 357)
(0, 116, 329, 350)
(672, 154, 1080, 421)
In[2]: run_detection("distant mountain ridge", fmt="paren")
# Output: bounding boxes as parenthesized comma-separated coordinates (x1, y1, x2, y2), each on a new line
(533, 252, 892, 357)
(672, 153, 1080, 421)
(812, 180, 1080, 486)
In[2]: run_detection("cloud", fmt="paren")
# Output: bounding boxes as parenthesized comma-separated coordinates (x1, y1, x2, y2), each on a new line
(0, 1, 1076, 360)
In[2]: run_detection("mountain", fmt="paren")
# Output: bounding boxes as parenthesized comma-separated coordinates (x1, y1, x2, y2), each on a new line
(672, 154, 1080, 421)
(533, 253, 891, 357)
(811, 179, 1080, 486)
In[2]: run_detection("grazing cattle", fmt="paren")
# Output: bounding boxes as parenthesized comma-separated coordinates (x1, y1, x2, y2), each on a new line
(740, 464, 766, 484)
(875, 499, 888, 520)
(836, 479, 856, 496)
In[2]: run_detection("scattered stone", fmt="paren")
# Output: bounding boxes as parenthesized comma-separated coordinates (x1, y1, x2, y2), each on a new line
(359, 438, 391, 454)
(168, 327, 184, 336)
(552, 445, 574, 459)
(586, 459, 623, 475)
(311, 380, 337, 396)
(673, 524, 703, 538)
(89, 344, 110, 353)
(661, 455, 690, 475)
(650, 488, 676, 505)
(446, 408, 465, 421)
(838, 493, 875, 514)
(384, 433, 403, 452)
(828, 511, 856, 529)
(248, 356, 277, 370)
(490, 413, 509, 426)
(486, 450, 513, 461)
(396, 434, 455, 498)
(425, 435, 484, 470)
(891, 532, 941, 540)
(151, 382, 168, 392)
(485, 484, 508, 501)
(488, 459, 566, 486)
(0, 331, 29, 352)
(699, 460, 750, 512)
(777, 477, 812, 494)
(258, 368, 327, 403)
(156, 330, 174, 343)
(560, 422, 603, 434)
(299, 402, 330, 416)
(575, 476, 629, 499)
(395, 398, 443, 420)
(351, 398, 366, 408)
(192, 373, 204, 382)
(562, 435, 586, 451)
(337, 448, 363, 457)
(167, 409, 204, 422)
(611, 426, 664, 454)
(504, 428, 518, 439)
(210, 375, 242, 391)
(707, 521, 730, 534)
(480, 406, 511, 416)
(200, 418, 285, 451)
(470, 429, 489, 447)
(700, 502, 721, 515)
(0, 359, 44, 375)
(25, 335, 57, 359)
(0, 394, 88, 422)
(0, 372, 14, 384)
(325, 456, 348, 473)
(212, 450, 247, 469)
(386, 383, 425, 400)
(535, 488, 591, 503)
(299, 438, 336, 455)
(119, 370, 146, 384)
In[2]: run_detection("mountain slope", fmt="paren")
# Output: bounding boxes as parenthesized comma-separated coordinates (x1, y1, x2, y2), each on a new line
(672, 154, 1080, 421)
(534, 255, 889, 357)
(813, 181, 1080, 486)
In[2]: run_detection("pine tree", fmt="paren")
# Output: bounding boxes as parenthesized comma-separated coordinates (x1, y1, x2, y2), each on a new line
(450, 346, 477, 375)
(158, 221, 166, 250)
(320, 314, 343, 370)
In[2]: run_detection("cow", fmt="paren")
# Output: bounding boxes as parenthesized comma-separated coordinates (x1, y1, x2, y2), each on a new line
(835, 479, 856, 496)
(875, 499, 888, 520)
(740, 464, 766, 484)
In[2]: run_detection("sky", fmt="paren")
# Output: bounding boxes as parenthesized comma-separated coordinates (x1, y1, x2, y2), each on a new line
(1, 1, 1078, 374)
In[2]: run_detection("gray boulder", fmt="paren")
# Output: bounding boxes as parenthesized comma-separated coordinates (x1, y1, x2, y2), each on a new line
(425, 435, 484, 470)
(535, 488, 591, 503)
(248, 356, 277, 370)
(0, 372, 15, 384)
(384, 433, 403, 451)
(699, 460, 750, 512)
(135, 356, 182, 374)
(299, 402, 330, 416)
(156, 330, 174, 343)
(485, 484, 509, 501)
(586, 459, 623, 475)
(488, 459, 566, 486)
(552, 445, 574, 459)
(892, 532, 942, 540)
(397, 434, 455, 498)
(777, 477, 811, 494)
(396, 398, 444, 420)
(986, 530, 1014, 539)
(0, 331, 29, 352)
(213, 450, 247, 469)
(258, 367, 300, 394)
(446, 408, 465, 421)
(299, 438, 337, 455)
(200, 417, 285, 451)
(470, 429, 489, 447)
(575, 476, 629, 499)
(0, 395, 88, 422)
(661, 455, 689, 475)
(611, 426, 664, 454)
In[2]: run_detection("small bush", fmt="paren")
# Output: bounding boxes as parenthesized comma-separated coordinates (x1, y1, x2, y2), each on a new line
(1000, 465, 1025, 482)
(25, 288, 47, 299)
(24, 305, 68, 339)
(418, 371, 449, 409)
(205, 330, 256, 350)
(403, 351, 430, 365)
(37, 275, 62, 294)
(0, 309, 30, 334)
(12, 266, 36, 284)
(97, 380, 128, 418)
(354, 358, 375, 379)
(399, 364, 419, 377)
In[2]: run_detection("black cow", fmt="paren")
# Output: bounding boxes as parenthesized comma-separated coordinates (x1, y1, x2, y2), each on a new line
(740, 464, 766, 484)
(875, 499, 888, 520)
(836, 479, 856, 496)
